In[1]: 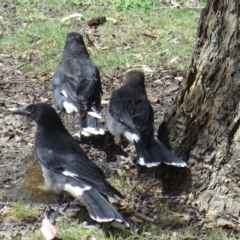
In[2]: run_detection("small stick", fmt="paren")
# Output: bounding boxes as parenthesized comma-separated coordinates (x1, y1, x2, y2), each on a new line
(143, 32, 158, 39)
(138, 181, 161, 201)
(0, 62, 29, 77)
(0, 98, 27, 105)
(0, 202, 10, 206)
(135, 211, 155, 223)
(156, 195, 186, 199)
(0, 80, 38, 85)
(230, 217, 240, 224)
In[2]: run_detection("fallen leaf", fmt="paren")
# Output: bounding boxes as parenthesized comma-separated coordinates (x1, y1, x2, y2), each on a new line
(0, 231, 11, 239)
(40, 219, 57, 240)
(117, 201, 127, 208)
(204, 218, 240, 231)
(87, 16, 106, 28)
(123, 164, 130, 170)
(130, 216, 144, 223)
(1, 206, 12, 216)
(154, 79, 163, 84)
(85, 235, 97, 240)
(39, 75, 49, 82)
(205, 210, 220, 223)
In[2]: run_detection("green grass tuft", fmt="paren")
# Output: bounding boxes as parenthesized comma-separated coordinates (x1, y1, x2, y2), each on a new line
(12, 202, 38, 221)
(204, 227, 236, 240)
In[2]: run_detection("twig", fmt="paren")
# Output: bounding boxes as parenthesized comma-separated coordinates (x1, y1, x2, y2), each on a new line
(138, 181, 161, 201)
(0, 80, 38, 85)
(158, 4, 204, 10)
(0, 201, 11, 206)
(135, 211, 155, 223)
(180, 7, 205, 10)
(0, 98, 27, 105)
(143, 32, 158, 39)
(0, 62, 30, 77)
(230, 217, 240, 224)
(155, 195, 187, 199)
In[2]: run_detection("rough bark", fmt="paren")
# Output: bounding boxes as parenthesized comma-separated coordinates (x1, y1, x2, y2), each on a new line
(158, 0, 240, 215)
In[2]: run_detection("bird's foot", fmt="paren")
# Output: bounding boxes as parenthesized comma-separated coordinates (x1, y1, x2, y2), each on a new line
(43, 205, 58, 225)
(43, 204, 80, 224)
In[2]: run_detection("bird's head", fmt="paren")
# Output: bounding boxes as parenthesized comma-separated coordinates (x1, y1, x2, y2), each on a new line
(12, 103, 61, 126)
(66, 32, 85, 46)
(124, 70, 146, 89)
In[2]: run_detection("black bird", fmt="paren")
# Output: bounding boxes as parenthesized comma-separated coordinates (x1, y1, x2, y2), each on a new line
(13, 103, 128, 226)
(106, 70, 186, 168)
(51, 32, 104, 137)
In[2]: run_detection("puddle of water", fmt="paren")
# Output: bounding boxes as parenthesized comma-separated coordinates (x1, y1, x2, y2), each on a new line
(21, 163, 54, 203)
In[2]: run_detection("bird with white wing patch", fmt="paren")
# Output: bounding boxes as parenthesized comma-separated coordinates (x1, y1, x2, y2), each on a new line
(106, 70, 186, 168)
(13, 103, 129, 227)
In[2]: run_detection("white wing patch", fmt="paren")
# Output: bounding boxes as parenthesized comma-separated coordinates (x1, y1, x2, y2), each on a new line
(88, 110, 102, 119)
(61, 90, 68, 98)
(64, 183, 91, 197)
(124, 131, 139, 142)
(63, 101, 77, 114)
(62, 170, 78, 178)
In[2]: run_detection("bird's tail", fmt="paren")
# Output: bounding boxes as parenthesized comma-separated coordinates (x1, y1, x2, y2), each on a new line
(81, 108, 104, 136)
(133, 137, 186, 168)
(64, 182, 129, 227)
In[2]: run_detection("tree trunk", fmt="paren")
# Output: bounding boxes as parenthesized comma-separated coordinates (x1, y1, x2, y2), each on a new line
(158, 0, 240, 216)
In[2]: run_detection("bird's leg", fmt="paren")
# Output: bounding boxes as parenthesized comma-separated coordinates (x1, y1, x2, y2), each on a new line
(43, 194, 64, 224)
(120, 136, 135, 165)
(60, 196, 74, 212)
(52, 194, 64, 224)
(118, 135, 128, 150)
(55, 196, 79, 215)
(115, 135, 134, 165)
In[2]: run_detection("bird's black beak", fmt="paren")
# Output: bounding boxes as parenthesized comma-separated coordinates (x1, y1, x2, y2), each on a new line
(12, 106, 30, 116)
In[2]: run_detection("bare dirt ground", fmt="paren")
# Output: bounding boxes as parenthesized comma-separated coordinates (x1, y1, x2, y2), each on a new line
(0, 60, 186, 238)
